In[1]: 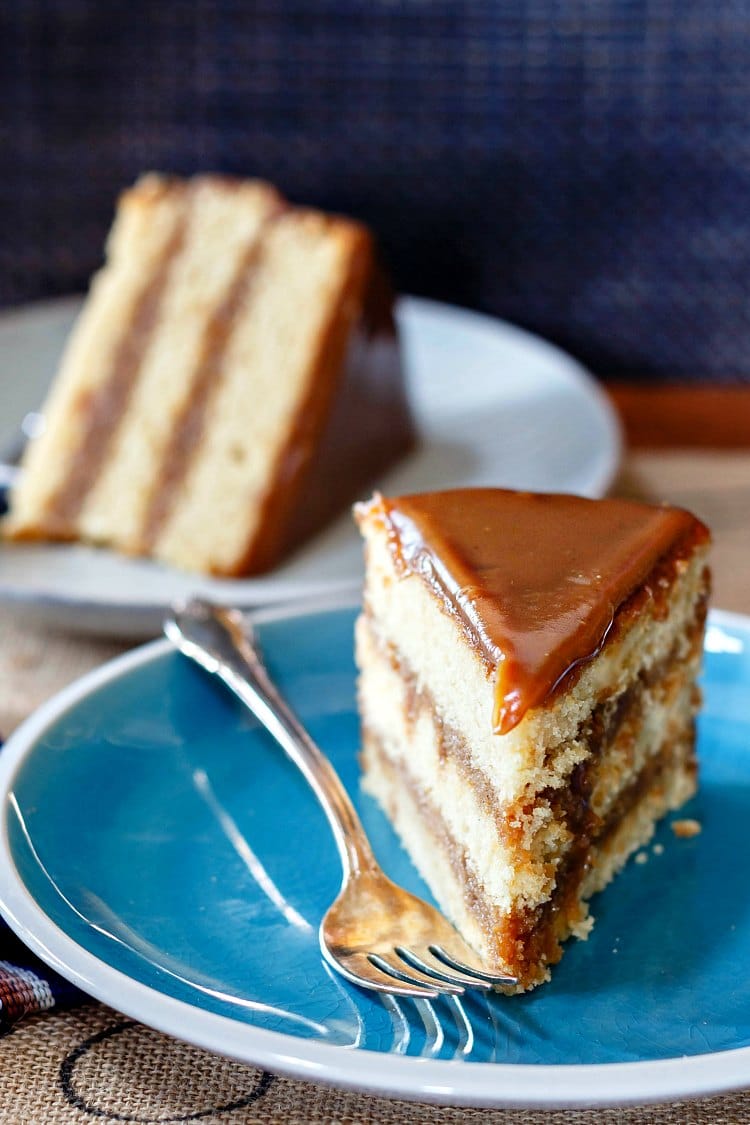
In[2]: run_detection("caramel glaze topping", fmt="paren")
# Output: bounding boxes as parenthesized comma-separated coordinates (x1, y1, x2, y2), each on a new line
(370, 488, 709, 735)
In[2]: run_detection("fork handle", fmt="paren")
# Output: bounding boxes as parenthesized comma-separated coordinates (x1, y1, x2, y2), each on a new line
(165, 599, 379, 882)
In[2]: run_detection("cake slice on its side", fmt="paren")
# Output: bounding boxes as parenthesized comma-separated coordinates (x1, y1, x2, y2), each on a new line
(355, 488, 710, 991)
(4, 174, 414, 576)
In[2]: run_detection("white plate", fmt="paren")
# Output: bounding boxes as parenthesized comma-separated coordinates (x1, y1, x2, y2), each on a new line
(0, 296, 621, 636)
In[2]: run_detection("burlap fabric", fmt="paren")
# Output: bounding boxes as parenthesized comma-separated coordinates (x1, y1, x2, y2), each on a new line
(1, 450, 749, 1123)
(2, 1004, 750, 1125)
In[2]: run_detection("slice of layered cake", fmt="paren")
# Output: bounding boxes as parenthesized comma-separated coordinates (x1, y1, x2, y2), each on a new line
(355, 488, 710, 991)
(4, 174, 414, 576)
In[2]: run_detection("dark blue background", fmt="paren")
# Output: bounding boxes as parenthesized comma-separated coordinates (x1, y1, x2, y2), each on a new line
(2, 1, 749, 381)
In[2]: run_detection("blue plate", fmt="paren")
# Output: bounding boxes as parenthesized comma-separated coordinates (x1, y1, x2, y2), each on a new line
(1, 602, 749, 1108)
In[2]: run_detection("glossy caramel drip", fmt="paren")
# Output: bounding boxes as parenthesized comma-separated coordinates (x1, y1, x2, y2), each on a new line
(371, 489, 709, 734)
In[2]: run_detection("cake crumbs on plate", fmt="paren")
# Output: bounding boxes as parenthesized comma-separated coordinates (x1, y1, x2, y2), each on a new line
(671, 818, 702, 839)
(634, 851, 649, 865)
(652, 843, 664, 855)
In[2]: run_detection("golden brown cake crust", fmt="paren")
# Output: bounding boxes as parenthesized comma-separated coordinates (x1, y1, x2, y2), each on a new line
(228, 229, 415, 576)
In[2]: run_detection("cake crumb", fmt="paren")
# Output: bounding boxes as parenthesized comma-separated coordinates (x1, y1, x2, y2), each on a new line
(652, 843, 664, 856)
(634, 851, 648, 865)
(571, 914, 595, 940)
(672, 818, 702, 839)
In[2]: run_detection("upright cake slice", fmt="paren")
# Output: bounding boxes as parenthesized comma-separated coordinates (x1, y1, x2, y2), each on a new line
(355, 488, 710, 991)
(4, 174, 414, 576)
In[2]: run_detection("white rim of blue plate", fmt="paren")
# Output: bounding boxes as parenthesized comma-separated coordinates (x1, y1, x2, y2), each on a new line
(2, 597, 745, 1111)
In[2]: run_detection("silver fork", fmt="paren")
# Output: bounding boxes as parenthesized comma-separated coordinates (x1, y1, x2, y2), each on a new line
(164, 598, 516, 1000)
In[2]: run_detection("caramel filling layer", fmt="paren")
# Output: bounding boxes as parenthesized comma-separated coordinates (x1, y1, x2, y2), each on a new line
(363, 724, 696, 987)
(362, 605, 704, 856)
(45, 198, 191, 531)
(359, 597, 705, 985)
(138, 211, 282, 551)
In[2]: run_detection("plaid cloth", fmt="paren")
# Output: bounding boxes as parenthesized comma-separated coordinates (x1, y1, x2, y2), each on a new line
(0, 920, 87, 1035)
(1, 1, 750, 382)
(0, 738, 88, 1034)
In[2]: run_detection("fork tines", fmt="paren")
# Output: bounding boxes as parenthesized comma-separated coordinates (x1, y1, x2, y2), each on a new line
(334, 945, 517, 999)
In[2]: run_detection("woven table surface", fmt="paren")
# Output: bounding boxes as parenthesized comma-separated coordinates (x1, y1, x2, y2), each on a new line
(1, 444, 749, 1123)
